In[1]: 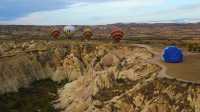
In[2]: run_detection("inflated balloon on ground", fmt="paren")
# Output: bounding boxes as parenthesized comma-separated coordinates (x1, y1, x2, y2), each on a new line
(162, 45, 183, 63)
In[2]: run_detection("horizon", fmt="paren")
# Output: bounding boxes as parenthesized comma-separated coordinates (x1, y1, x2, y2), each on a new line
(1, 21, 200, 26)
(1, 0, 200, 25)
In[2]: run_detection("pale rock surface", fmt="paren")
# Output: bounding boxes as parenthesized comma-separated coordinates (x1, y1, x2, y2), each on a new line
(55, 45, 161, 112)
(100, 53, 119, 67)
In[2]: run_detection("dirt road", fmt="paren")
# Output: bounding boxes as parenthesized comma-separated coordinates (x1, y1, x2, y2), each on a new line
(136, 44, 200, 84)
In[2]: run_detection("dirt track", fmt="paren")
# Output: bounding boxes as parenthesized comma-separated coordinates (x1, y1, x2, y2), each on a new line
(137, 44, 200, 84)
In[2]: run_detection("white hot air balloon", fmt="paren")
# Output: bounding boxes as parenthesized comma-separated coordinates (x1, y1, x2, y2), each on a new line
(63, 25, 76, 39)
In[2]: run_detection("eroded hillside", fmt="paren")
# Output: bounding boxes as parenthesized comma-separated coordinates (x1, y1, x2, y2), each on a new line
(0, 40, 200, 112)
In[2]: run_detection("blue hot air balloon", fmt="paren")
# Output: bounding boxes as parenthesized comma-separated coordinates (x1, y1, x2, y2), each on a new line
(162, 45, 183, 63)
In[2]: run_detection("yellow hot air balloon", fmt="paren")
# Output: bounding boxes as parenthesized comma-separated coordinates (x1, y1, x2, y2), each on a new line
(83, 28, 93, 40)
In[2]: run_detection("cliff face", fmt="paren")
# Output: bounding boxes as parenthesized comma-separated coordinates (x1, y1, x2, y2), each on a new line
(0, 40, 90, 94)
(0, 54, 51, 93)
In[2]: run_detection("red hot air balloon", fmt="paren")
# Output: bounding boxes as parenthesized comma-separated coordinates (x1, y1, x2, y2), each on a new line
(111, 27, 124, 42)
(51, 29, 61, 39)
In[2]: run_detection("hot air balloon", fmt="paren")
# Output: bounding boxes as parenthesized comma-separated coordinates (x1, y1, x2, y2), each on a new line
(111, 27, 124, 42)
(83, 28, 93, 40)
(51, 29, 61, 39)
(63, 25, 76, 39)
(162, 45, 183, 63)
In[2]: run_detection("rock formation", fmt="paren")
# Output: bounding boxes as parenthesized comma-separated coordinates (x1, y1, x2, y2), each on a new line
(1, 40, 200, 112)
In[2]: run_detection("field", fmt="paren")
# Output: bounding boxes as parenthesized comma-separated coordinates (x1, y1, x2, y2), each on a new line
(0, 24, 200, 112)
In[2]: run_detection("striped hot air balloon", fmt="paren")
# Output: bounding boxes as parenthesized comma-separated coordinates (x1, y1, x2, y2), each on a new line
(111, 27, 124, 42)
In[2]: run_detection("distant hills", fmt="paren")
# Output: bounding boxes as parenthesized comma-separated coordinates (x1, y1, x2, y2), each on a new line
(146, 18, 200, 24)
(0, 22, 200, 40)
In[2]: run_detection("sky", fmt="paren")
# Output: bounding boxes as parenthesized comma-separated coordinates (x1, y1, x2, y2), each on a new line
(0, 0, 200, 25)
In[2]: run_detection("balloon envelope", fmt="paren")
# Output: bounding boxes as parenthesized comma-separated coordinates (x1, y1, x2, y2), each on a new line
(111, 27, 124, 42)
(64, 25, 76, 33)
(162, 46, 183, 63)
(83, 28, 93, 40)
(51, 30, 61, 39)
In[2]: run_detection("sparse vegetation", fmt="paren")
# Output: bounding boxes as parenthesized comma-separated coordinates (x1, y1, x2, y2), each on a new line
(0, 79, 68, 112)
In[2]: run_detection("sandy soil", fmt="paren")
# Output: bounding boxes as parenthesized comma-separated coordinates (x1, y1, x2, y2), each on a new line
(161, 54, 200, 82)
